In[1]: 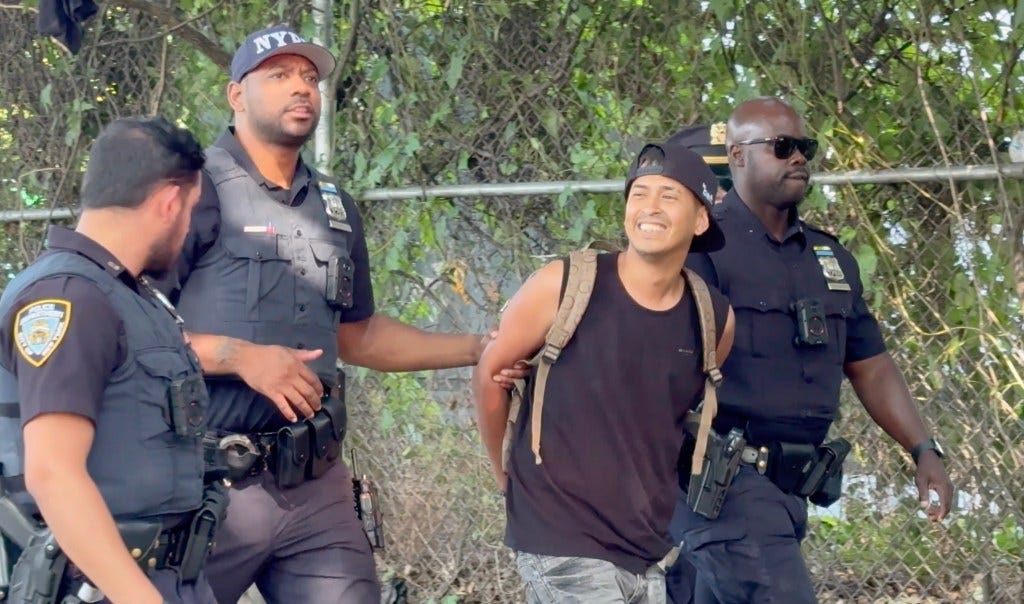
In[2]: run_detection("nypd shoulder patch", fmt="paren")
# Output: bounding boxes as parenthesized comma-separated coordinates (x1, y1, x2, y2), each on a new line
(14, 299, 72, 367)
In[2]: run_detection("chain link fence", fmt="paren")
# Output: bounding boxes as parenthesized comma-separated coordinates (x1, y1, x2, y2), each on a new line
(3, 1, 1023, 603)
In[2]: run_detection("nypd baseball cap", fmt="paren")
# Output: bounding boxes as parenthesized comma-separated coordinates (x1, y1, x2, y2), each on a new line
(625, 142, 726, 253)
(230, 25, 337, 83)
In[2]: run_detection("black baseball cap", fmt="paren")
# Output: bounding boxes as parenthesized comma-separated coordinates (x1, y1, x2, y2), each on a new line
(668, 123, 732, 188)
(230, 25, 337, 83)
(625, 142, 725, 253)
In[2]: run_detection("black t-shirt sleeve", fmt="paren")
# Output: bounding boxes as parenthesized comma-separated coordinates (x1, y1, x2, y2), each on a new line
(339, 191, 375, 324)
(835, 245, 887, 362)
(150, 171, 222, 301)
(0, 277, 125, 425)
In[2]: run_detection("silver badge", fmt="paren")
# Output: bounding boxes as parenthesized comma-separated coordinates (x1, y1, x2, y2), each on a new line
(319, 181, 352, 232)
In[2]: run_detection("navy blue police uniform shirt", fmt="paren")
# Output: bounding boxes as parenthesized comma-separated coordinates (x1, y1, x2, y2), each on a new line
(685, 189, 887, 446)
(0, 227, 130, 425)
(157, 128, 375, 433)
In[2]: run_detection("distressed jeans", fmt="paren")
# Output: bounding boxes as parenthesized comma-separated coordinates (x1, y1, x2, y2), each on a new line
(516, 552, 667, 604)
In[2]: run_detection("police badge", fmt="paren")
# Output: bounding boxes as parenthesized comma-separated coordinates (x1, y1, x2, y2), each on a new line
(319, 181, 352, 233)
(813, 245, 851, 291)
(709, 122, 727, 145)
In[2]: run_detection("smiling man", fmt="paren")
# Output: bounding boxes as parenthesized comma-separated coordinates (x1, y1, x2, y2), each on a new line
(474, 142, 735, 604)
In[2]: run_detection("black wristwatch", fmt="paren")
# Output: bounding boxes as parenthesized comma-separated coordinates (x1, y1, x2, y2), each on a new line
(910, 437, 945, 465)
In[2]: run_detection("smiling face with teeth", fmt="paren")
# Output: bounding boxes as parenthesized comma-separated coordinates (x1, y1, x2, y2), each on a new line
(624, 173, 710, 260)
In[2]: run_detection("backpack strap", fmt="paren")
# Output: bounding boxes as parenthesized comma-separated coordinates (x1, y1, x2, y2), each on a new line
(500, 249, 599, 471)
(529, 249, 598, 464)
(683, 268, 724, 477)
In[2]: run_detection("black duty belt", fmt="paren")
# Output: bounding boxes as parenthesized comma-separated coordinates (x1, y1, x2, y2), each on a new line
(205, 393, 347, 489)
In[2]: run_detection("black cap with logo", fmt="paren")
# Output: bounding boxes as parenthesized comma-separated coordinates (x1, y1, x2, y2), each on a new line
(625, 142, 726, 253)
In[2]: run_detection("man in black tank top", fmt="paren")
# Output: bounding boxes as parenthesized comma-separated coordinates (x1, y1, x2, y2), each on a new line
(473, 142, 736, 603)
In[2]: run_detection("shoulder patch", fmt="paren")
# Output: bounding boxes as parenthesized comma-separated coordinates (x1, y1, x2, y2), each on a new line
(14, 299, 71, 367)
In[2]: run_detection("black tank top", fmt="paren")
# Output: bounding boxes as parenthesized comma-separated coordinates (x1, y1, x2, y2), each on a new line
(505, 252, 729, 573)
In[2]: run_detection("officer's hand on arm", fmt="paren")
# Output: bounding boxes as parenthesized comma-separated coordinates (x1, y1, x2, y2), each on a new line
(845, 352, 954, 522)
(481, 326, 531, 390)
(472, 262, 562, 492)
(186, 333, 324, 422)
(492, 359, 531, 390)
(337, 314, 482, 371)
(23, 414, 165, 604)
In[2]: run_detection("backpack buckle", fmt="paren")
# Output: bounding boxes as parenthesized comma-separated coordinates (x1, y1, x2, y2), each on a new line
(540, 342, 563, 364)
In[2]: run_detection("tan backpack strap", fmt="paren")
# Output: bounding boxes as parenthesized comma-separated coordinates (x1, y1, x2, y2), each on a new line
(501, 376, 529, 472)
(529, 249, 598, 464)
(684, 268, 724, 476)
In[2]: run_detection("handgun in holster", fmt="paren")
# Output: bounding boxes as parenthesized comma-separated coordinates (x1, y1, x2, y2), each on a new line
(0, 487, 67, 604)
(350, 451, 384, 550)
(681, 413, 747, 520)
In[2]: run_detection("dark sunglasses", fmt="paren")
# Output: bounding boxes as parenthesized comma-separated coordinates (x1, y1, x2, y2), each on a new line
(736, 136, 819, 161)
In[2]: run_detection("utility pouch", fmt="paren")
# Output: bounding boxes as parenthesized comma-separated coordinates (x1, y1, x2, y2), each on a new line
(306, 396, 345, 480)
(177, 482, 228, 582)
(326, 255, 355, 310)
(807, 438, 850, 507)
(168, 374, 208, 438)
(274, 423, 311, 489)
(117, 520, 162, 572)
(766, 441, 817, 494)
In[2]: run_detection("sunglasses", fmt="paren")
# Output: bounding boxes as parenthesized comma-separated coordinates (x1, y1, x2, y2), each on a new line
(736, 136, 819, 161)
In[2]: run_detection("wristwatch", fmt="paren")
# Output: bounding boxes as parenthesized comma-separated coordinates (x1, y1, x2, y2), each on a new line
(910, 437, 945, 465)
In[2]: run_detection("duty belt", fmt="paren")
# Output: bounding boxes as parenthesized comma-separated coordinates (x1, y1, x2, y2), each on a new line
(204, 393, 348, 489)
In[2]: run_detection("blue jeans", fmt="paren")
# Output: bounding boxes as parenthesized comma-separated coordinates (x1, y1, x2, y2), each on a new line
(516, 552, 667, 604)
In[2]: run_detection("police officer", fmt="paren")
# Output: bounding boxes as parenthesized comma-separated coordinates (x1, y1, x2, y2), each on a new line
(155, 25, 492, 604)
(670, 97, 955, 603)
(0, 117, 217, 603)
(662, 122, 734, 604)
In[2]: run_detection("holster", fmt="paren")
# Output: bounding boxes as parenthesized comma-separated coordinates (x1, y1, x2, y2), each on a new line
(679, 413, 746, 520)
(8, 532, 66, 604)
(176, 482, 229, 582)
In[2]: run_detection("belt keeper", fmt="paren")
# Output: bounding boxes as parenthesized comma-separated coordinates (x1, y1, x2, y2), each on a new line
(755, 446, 769, 475)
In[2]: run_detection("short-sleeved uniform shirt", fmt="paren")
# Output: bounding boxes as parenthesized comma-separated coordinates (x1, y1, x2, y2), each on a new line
(156, 129, 375, 433)
(685, 190, 887, 445)
(0, 227, 132, 425)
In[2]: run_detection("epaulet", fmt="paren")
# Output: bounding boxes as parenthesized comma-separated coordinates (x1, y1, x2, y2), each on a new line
(802, 221, 840, 242)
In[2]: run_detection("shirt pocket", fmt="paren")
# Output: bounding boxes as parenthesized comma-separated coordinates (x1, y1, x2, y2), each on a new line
(220, 234, 295, 322)
(726, 288, 794, 359)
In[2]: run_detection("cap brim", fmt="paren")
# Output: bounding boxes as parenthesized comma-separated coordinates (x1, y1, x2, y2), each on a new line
(243, 43, 337, 82)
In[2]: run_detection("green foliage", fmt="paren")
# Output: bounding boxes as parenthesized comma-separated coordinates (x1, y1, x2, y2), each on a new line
(2, 0, 1023, 600)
